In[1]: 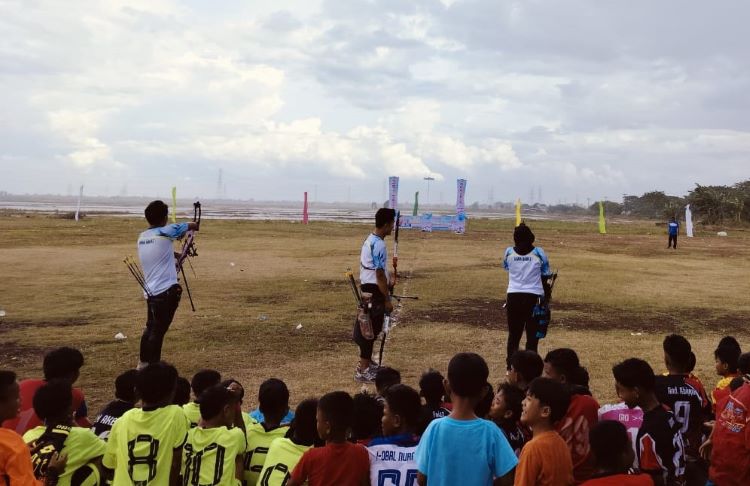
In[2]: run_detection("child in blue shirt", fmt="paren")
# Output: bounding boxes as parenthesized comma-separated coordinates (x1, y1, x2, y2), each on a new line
(415, 353, 517, 486)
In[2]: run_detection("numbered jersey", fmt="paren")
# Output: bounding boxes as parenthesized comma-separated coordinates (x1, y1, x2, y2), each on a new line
(598, 403, 643, 468)
(183, 426, 246, 486)
(636, 405, 686, 486)
(243, 422, 289, 486)
(24, 425, 106, 486)
(256, 438, 311, 486)
(654, 375, 704, 460)
(367, 435, 419, 486)
(102, 405, 190, 486)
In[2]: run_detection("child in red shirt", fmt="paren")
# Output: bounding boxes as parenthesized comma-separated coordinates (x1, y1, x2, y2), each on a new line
(712, 337, 742, 411)
(582, 421, 654, 486)
(702, 382, 750, 486)
(289, 391, 369, 486)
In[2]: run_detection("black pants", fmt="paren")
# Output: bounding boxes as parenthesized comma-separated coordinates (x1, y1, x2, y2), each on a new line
(140, 284, 182, 364)
(668, 234, 677, 248)
(506, 292, 540, 369)
(352, 284, 385, 361)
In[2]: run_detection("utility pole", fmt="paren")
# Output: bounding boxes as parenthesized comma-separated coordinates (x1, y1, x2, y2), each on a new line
(423, 176, 435, 205)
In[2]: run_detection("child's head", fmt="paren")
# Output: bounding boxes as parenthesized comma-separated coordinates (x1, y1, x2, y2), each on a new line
(115, 369, 139, 403)
(317, 391, 354, 441)
(191, 369, 222, 399)
(0, 370, 20, 421)
(351, 391, 383, 441)
(663, 334, 693, 374)
(33, 381, 73, 424)
(382, 384, 421, 436)
(612, 358, 655, 409)
(43, 347, 84, 385)
(521, 377, 570, 428)
(258, 378, 290, 424)
(289, 399, 319, 446)
(474, 382, 494, 418)
(543, 348, 589, 388)
(447, 353, 490, 402)
(221, 379, 245, 404)
(173, 377, 191, 406)
(419, 369, 446, 406)
(589, 420, 634, 474)
(145, 200, 169, 226)
(136, 362, 178, 406)
(738, 353, 750, 376)
(197, 384, 239, 427)
(715, 337, 742, 376)
(375, 367, 401, 396)
(489, 383, 524, 425)
(507, 350, 543, 389)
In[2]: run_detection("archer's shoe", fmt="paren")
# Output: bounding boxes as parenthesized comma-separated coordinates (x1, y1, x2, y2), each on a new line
(354, 365, 378, 383)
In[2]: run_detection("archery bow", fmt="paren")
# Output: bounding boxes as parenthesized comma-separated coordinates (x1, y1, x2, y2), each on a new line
(379, 210, 400, 366)
(176, 201, 201, 311)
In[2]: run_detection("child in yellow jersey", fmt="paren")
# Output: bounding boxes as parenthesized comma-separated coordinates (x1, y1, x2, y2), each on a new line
(102, 362, 190, 486)
(244, 379, 291, 485)
(183, 370, 221, 427)
(182, 385, 246, 486)
(24, 382, 105, 486)
(257, 399, 320, 486)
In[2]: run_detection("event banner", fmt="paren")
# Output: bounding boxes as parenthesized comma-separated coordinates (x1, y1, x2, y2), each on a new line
(456, 179, 467, 214)
(398, 178, 467, 234)
(388, 176, 399, 210)
(685, 204, 694, 237)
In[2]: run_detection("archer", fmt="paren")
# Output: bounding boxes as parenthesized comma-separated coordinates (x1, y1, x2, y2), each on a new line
(136, 200, 199, 368)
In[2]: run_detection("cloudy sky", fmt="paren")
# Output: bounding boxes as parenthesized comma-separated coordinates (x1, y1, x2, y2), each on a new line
(1, 0, 748, 204)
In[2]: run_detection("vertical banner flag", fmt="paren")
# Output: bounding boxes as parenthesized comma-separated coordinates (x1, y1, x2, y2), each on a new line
(413, 191, 419, 216)
(303, 192, 309, 225)
(455, 179, 468, 234)
(685, 204, 694, 237)
(598, 201, 607, 234)
(74, 185, 84, 222)
(388, 176, 399, 210)
(171, 186, 177, 223)
(515, 198, 521, 226)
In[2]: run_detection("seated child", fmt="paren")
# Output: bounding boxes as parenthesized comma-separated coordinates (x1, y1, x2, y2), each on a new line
(704, 374, 750, 486)
(417, 370, 450, 434)
(172, 377, 191, 406)
(289, 391, 370, 486)
(351, 391, 383, 445)
(91, 369, 138, 440)
(244, 378, 291, 485)
(375, 367, 401, 403)
(507, 350, 544, 392)
(581, 420, 654, 485)
(489, 383, 527, 457)
(515, 377, 574, 486)
(729, 352, 750, 391)
(183, 369, 221, 427)
(712, 337, 742, 409)
(474, 382, 495, 419)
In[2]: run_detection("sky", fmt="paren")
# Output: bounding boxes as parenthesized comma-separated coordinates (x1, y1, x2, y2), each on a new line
(1, 0, 748, 204)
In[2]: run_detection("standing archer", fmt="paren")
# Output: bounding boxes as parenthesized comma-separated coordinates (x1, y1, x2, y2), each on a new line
(354, 208, 396, 382)
(137, 200, 199, 368)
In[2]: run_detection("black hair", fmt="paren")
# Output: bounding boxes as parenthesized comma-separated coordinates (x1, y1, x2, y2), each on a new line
(498, 383, 524, 422)
(220, 379, 245, 401)
(191, 370, 222, 397)
(730, 376, 746, 392)
(663, 334, 692, 371)
(375, 208, 396, 228)
(612, 358, 655, 391)
(351, 391, 383, 441)
(738, 353, 750, 375)
(527, 377, 570, 424)
(197, 384, 238, 421)
(136, 362, 178, 404)
(33, 381, 73, 421)
(375, 367, 401, 394)
(43, 347, 84, 381)
(145, 200, 169, 226)
(173, 377, 191, 406)
(288, 398, 319, 446)
(258, 378, 290, 417)
(590, 420, 630, 471)
(474, 382, 494, 418)
(510, 350, 544, 384)
(544, 348, 590, 388)
(719, 336, 741, 350)
(419, 369, 445, 405)
(384, 384, 421, 430)
(318, 391, 354, 434)
(448, 353, 490, 398)
(715, 338, 742, 373)
(513, 222, 535, 249)
(114, 369, 139, 403)
(0, 370, 17, 400)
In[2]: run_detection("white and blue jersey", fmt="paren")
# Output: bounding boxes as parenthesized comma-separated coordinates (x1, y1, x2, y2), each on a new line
(668, 221, 679, 236)
(137, 223, 189, 296)
(368, 434, 419, 486)
(502, 246, 550, 296)
(360, 233, 387, 286)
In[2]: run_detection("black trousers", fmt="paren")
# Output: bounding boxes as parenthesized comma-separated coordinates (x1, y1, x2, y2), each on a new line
(506, 292, 540, 369)
(668, 234, 678, 248)
(140, 284, 182, 364)
(352, 284, 385, 361)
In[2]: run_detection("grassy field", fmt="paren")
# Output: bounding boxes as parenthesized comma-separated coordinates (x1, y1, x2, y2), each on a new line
(1, 212, 749, 413)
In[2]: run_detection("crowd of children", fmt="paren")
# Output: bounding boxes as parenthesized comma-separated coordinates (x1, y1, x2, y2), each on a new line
(2, 334, 750, 486)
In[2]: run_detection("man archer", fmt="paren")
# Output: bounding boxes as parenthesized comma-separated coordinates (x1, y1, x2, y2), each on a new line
(137, 200, 199, 368)
(354, 207, 396, 382)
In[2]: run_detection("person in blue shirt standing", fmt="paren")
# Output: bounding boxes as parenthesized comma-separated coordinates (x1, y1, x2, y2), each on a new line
(137, 200, 199, 368)
(667, 216, 679, 249)
(502, 223, 551, 369)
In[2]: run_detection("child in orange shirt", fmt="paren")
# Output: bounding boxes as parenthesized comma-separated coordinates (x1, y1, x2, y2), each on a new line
(581, 421, 654, 486)
(712, 337, 742, 409)
(514, 377, 574, 486)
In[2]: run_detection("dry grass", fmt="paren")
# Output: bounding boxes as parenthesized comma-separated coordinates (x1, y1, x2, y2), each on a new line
(1, 213, 749, 414)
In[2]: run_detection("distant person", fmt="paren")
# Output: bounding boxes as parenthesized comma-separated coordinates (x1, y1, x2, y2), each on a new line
(354, 208, 396, 382)
(417, 369, 450, 434)
(2, 347, 90, 434)
(182, 369, 221, 427)
(137, 200, 199, 368)
(91, 369, 138, 440)
(506, 350, 544, 392)
(582, 421, 654, 486)
(667, 217, 679, 249)
(502, 222, 552, 368)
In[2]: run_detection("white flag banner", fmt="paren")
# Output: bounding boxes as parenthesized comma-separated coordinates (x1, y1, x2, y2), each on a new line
(388, 176, 399, 209)
(685, 204, 694, 237)
(75, 185, 84, 222)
